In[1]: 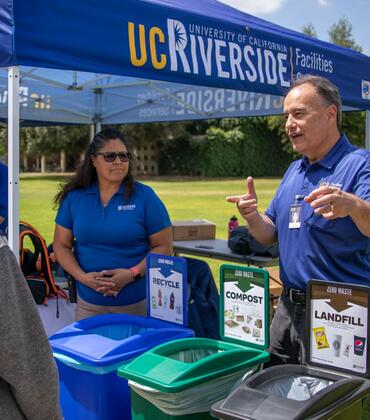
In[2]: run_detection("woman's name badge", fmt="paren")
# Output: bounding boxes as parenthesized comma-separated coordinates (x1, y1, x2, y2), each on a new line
(289, 204, 302, 229)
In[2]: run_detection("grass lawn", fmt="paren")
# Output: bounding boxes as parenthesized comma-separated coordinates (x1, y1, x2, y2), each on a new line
(19, 174, 282, 283)
(19, 174, 281, 243)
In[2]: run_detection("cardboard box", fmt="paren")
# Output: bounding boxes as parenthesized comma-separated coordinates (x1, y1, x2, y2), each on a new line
(172, 219, 216, 241)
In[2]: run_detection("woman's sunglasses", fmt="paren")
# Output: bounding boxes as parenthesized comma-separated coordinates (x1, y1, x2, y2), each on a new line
(95, 152, 131, 163)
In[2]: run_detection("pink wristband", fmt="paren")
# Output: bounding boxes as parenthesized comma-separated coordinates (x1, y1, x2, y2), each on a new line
(129, 266, 141, 279)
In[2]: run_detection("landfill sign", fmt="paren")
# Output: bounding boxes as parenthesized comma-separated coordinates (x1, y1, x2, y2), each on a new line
(308, 280, 370, 377)
(146, 254, 187, 326)
(220, 264, 269, 349)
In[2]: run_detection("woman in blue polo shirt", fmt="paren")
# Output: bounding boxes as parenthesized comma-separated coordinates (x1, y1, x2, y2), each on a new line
(53, 128, 172, 320)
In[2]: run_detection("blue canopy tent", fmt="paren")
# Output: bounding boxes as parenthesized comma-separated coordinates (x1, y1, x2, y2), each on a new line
(0, 68, 287, 126)
(1, 0, 370, 254)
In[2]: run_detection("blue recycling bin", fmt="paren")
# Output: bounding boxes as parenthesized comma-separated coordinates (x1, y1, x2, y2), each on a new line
(49, 314, 194, 420)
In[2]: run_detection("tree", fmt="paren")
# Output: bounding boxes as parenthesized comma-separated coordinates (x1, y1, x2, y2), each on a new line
(56, 126, 90, 170)
(120, 122, 190, 146)
(20, 127, 57, 171)
(302, 23, 317, 38)
(328, 17, 365, 147)
(328, 17, 362, 52)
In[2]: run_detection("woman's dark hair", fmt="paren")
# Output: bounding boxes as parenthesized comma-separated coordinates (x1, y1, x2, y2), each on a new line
(54, 128, 135, 206)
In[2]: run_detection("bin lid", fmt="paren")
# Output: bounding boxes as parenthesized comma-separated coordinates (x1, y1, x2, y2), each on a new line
(211, 365, 370, 420)
(118, 337, 269, 392)
(49, 313, 193, 367)
(219, 265, 270, 351)
(306, 280, 370, 379)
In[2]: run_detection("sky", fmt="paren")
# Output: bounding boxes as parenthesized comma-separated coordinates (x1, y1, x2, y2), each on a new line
(219, 0, 370, 56)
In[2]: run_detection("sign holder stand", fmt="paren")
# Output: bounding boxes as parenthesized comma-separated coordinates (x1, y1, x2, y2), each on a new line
(307, 279, 370, 378)
(146, 253, 188, 326)
(220, 264, 270, 350)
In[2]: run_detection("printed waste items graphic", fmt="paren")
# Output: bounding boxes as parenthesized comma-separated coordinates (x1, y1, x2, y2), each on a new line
(147, 254, 187, 326)
(220, 264, 269, 349)
(308, 280, 369, 377)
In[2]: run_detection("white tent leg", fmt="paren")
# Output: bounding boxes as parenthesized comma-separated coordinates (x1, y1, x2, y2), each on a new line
(95, 121, 101, 133)
(365, 111, 370, 151)
(89, 124, 95, 142)
(8, 67, 20, 258)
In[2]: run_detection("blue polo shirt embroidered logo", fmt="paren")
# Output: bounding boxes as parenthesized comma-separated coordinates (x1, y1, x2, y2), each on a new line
(118, 204, 136, 211)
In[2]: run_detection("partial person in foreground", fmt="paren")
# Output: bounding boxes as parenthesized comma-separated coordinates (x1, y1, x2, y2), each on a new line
(53, 128, 172, 320)
(0, 161, 8, 235)
(0, 235, 62, 420)
(227, 75, 370, 366)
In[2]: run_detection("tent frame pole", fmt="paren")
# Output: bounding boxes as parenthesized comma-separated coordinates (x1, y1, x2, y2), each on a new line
(7, 66, 20, 258)
(89, 124, 95, 142)
(95, 121, 101, 133)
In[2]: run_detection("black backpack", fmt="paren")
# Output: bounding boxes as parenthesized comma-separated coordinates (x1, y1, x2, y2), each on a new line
(228, 226, 279, 258)
(19, 221, 67, 304)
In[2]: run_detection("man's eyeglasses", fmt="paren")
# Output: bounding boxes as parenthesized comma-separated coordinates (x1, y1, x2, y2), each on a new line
(95, 152, 131, 163)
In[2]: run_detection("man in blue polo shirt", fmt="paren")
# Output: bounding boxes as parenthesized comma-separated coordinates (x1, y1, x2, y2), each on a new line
(227, 75, 370, 366)
(0, 162, 8, 236)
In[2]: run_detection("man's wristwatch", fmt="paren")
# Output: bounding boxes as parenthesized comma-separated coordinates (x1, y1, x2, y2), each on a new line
(129, 266, 141, 282)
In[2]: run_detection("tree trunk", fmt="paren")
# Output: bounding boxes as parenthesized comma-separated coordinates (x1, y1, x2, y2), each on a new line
(35, 156, 40, 172)
(23, 154, 28, 171)
(41, 155, 46, 173)
(80, 151, 85, 162)
(60, 150, 66, 172)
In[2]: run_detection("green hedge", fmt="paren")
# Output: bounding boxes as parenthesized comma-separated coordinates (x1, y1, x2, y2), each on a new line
(159, 124, 291, 177)
(158, 135, 203, 176)
(202, 125, 290, 177)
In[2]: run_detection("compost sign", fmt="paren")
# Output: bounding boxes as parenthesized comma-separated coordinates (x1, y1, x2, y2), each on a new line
(308, 280, 370, 377)
(220, 264, 269, 350)
(146, 254, 187, 326)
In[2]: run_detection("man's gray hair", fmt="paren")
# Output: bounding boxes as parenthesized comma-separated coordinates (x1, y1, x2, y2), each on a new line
(288, 75, 342, 128)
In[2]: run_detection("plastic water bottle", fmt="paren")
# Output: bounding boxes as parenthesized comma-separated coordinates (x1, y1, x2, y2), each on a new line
(228, 215, 239, 239)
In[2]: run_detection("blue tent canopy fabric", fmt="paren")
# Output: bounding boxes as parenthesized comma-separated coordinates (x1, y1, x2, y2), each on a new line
(0, 0, 370, 120)
(0, 67, 290, 125)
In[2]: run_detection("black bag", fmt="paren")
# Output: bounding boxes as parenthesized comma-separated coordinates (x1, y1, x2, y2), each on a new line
(228, 226, 279, 258)
(26, 276, 48, 304)
(67, 275, 77, 304)
(19, 221, 68, 303)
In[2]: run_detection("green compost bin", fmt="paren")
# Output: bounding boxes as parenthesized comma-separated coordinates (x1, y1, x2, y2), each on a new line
(118, 337, 269, 419)
(118, 264, 271, 419)
(118, 265, 271, 419)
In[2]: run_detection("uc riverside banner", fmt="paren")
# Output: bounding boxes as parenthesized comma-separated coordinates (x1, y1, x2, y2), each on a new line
(11, 0, 370, 109)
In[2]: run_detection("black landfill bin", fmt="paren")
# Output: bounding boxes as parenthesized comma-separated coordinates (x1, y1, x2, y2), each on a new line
(211, 364, 370, 419)
(212, 279, 370, 420)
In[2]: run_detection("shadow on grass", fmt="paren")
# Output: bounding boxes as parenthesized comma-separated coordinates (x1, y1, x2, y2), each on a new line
(138, 175, 282, 183)
(21, 174, 249, 183)
(20, 174, 71, 182)
(20, 173, 282, 183)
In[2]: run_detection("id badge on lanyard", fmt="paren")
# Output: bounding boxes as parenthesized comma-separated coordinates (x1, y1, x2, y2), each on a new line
(289, 195, 304, 229)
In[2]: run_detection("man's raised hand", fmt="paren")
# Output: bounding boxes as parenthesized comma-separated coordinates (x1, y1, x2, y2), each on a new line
(226, 177, 258, 221)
